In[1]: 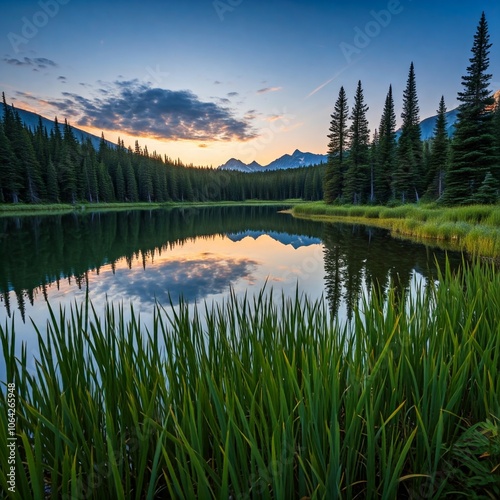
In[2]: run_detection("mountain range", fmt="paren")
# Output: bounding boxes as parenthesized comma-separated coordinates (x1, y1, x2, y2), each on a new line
(219, 149, 328, 173)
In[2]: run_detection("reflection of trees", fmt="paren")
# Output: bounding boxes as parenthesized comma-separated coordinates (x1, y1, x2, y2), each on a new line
(0, 206, 323, 316)
(1, 206, 466, 318)
(322, 223, 463, 318)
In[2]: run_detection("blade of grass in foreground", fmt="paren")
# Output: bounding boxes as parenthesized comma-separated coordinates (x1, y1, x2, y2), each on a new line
(0, 258, 499, 498)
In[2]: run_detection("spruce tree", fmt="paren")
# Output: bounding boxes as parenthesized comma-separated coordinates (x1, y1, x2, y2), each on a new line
(426, 96, 450, 199)
(368, 129, 378, 203)
(124, 158, 139, 202)
(81, 139, 98, 203)
(58, 146, 77, 203)
(376, 85, 397, 203)
(343, 80, 370, 204)
(324, 86, 349, 203)
(50, 117, 63, 165)
(394, 62, 423, 203)
(474, 171, 498, 203)
(114, 163, 126, 201)
(443, 12, 498, 204)
(0, 123, 21, 203)
(493, 93, 500, 166)
(10, 113, 45, 203)
(96, 162, 114, 202)
(46, 159, 59, 202)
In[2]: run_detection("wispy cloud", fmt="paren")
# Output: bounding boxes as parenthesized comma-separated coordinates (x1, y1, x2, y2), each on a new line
(306, 55, 366, 98)
(227, 91, 239, 97)
(37, 79, 257, 142)
(256, 86, 282, 94)
(58, 76, 67, 83)
(3, 56, 58, 69)
(266, 113, 286, 122)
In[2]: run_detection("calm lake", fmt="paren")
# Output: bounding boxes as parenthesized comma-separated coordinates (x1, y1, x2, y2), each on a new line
(1, 205, 462, 377)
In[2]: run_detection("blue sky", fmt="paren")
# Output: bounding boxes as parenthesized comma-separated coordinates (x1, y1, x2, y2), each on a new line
(1, 0, 499, 167)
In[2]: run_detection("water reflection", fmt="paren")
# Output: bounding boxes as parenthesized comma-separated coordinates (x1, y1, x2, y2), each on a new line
(88, 253, 259, 306)
(0, 206, 324, 319)
(322, 223, 461, 318)
(0, 206, 464, 323)
(227, 231, 322, 249)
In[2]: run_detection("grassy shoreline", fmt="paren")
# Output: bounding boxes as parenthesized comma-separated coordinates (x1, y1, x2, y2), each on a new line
(293, 202, 500, 260)
(0, 199, 304, 217)
(1, 262, 499, 498)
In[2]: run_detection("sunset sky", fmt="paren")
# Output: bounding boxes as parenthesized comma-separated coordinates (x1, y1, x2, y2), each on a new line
(1, 0, 499, 167)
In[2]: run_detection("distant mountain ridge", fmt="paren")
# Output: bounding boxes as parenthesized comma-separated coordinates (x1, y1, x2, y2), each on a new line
(0, 105, 114, 150)
(218, 149, 327, 172)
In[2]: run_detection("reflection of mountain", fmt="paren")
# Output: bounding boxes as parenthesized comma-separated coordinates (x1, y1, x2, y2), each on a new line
(226, 230, 322, 249)
(0, 206, 323, 317)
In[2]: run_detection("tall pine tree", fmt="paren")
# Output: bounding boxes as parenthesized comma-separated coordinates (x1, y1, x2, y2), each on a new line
(343, 80, 370, 204)
(376, 85, 397, 203)
(324, 86, 349, 203)
(394, 62, 423, 203)
(443, 12, 498, 204)
(426, 96, 449, 200)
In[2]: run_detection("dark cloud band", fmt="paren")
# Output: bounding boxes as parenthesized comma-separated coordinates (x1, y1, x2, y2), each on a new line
(48, 79, 256, 142)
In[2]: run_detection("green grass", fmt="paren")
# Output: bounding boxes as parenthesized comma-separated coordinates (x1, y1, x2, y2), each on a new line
(1, 261, 499, 498)
(0, 200, 304, 217)
(293, 202, 500, 259)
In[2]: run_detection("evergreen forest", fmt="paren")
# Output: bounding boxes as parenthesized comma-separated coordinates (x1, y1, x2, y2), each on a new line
(324, 12, 500, 206)
(0, 94, 324, 205)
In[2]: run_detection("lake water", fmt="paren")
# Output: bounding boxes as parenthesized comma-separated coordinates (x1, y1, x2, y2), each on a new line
(0, 205, 462, 379)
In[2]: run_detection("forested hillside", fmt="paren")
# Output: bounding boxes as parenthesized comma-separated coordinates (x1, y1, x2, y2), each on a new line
(0, 94, 324, 205)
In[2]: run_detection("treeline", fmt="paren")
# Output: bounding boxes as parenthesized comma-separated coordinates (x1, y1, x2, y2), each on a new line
(324, 12, 500, 206)
(0, 94, 324, 205)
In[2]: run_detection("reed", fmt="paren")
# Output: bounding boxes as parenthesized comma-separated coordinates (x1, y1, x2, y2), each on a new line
(1, 262, 499, 498)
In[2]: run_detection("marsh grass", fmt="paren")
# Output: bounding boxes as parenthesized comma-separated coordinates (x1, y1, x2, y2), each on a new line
(1, 263, 500, 498)
(293, 202, 500, 259)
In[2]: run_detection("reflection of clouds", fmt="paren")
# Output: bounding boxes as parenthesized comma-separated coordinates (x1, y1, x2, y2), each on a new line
(88, 253, 259, 307)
